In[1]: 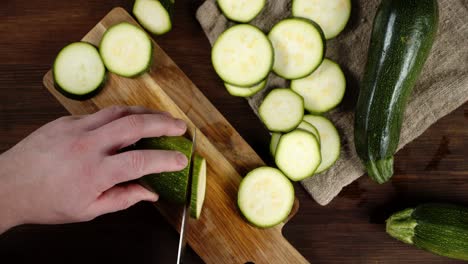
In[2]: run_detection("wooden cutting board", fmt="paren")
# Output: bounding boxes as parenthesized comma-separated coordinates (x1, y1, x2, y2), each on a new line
(42, 7, 308, 264)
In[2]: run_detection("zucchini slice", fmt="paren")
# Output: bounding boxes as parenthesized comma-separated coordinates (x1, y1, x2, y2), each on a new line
(291, 58, 346, 113)
(259, 88, 304, 132)
(268, 18, 325, 80)
(133, 0, 173, 35)
(237, 167, 294, 228)
(134, 136, 193, 204)
(217, 0, 265, 23)
(212, 24, 274, 87)
(292, 0, 351, 39)
(269, 132, 282, 156)
(53, 42, 106, 100)
(297, 120, 320, 144)
(100, 22, 153, 77)
(190, 154, 207, 219)
(275, 129, 321, 181)
(303, 115, 340, 173)
(224, 80, 266, 97)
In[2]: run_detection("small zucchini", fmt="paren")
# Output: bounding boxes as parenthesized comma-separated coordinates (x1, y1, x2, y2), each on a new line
(386, 204, 468, 261)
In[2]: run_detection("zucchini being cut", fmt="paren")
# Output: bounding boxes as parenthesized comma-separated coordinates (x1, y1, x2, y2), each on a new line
(238, 167, 294, 228)
(291, 58, 346, 113)
(53, 42, 106, 100)
(100, 22, 153, 77)
(269, 132, 282, 156)
(133, 136, 193, 204)
(190, 154, 207, 219)
(224, 80, 266, 97)
(292, 0, 351, 39)
(259, 89, 304, 132)
(212, 24, 273, 87)
(386, 204, 468, 261)
(303, 115, 340, 173)
(217, 0, 265, 23)
(268, 18, 325, 80)
(133, 0, 174, 35)
(275, 129, 321, 181)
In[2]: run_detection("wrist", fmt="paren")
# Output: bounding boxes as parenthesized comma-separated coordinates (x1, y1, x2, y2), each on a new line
(0, 152, 24, 234)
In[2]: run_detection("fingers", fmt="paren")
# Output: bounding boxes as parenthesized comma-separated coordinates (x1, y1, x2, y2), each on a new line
(100, 149, 188, 187)
(88, 183, 158, 217)
(80, 106, 171, 131)
(92, 113, 187, 150)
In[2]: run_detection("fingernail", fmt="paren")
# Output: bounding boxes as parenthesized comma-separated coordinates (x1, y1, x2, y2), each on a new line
(145, 193, 158, 203)
(149, 193, 159, 202)
(175, 119, 186, 132)
(176, 153, 188, 167)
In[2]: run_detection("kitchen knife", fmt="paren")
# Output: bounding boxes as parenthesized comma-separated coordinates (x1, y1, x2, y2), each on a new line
(176, 129, 196, 264)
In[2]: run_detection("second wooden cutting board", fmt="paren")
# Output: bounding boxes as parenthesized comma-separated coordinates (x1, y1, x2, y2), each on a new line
(42, 7, 308, 264)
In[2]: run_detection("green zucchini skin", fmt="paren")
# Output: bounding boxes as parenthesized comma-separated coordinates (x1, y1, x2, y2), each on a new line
(386, 204, 468, 261)
(354, 0, 439, 184)
(160, 0, 175, 19)
(133, 136, 193, 204)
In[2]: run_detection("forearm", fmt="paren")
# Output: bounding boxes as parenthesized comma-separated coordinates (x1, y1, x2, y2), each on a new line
(0, 208, 18, 234)
(0, 153, 22, 234)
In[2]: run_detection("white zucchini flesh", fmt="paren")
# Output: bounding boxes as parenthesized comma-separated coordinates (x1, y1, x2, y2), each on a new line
(100, 22, 153, 77)
(237, 166, 294, 228)
(53, 42, 106, 97)
(275, 129, 321, 181)
(212, 24, 273, 87)
(133, 0, 172, 35)
(217, 0, 265, 23)
(303, 115, 340, 173)
(224, 80, 266, 97)
(259, 88, 304, 132)
(291, 59, 346, 113)
(268, 18, 325, 80)
(297, 120, 320, 144)
(269, 132, 282, 156)
(190, 155, 207, 219)
(292, 0, 351, 39)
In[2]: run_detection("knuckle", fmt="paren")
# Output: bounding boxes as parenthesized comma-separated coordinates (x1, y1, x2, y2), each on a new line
(129, 151, 146, 174)
(56, 116, 71, 123)
(46, 116, 69, 129)
(108, 105, 128, 117)
(126, 114, 144, 131)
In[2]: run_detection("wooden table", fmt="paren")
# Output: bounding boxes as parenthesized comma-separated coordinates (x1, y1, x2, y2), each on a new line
(0, 1, 466, 263)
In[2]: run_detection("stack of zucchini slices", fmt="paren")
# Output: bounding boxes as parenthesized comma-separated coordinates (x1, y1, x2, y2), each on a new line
(53, 0, 176, 100)
(213, 0, 350, 228)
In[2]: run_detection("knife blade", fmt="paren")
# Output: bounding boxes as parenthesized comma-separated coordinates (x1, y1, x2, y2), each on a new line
(176, 129, 196, 264)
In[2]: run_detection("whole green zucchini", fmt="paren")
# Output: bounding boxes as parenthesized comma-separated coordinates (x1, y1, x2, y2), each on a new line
(386, 204, 468, 261)
(354, 0, 439, 183)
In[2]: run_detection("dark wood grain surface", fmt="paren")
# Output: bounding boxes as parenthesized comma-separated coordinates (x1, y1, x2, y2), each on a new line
(0, 1, 467, 263)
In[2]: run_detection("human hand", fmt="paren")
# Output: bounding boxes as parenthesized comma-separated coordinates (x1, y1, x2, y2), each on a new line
(0, 106, 188, 234)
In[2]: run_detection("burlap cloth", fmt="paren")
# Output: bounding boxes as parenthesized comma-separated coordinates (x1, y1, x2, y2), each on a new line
(196, 0, 468, 205)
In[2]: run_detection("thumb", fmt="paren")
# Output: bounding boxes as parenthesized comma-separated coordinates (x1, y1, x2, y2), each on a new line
(88, 183, 158, 217)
